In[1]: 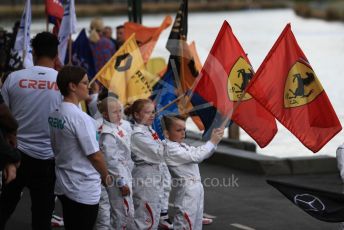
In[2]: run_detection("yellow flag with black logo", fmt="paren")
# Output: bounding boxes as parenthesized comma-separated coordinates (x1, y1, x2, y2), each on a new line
(93, 34, 158, 105)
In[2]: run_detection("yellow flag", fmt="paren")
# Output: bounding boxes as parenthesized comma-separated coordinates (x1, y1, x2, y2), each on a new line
(94, 34, 158, 105)
(146, 57, 166, 77)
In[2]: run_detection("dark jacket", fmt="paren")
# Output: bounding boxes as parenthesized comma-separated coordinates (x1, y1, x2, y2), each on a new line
(0, 94, 20, 169)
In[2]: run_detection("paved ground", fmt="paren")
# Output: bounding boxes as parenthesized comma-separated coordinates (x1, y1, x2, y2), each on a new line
(3, 161, 343, 230)
(199, 163, 342, 230)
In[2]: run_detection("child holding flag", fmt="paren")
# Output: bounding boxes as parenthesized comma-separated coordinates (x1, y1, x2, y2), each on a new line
(162, 115, 224, 230)
(125, 98, 165, 229)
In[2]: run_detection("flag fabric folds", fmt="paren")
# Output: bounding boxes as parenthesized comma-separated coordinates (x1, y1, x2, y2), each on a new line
(168, 0, 205, 129)
(151, 47, 203, 139)
(166, 0, 188, 55)
(247, 24, 341, 152)
(188, 41, 202, 75)
(152, 69, 179, 139)
(14, 0, 33, 68)
(146, 57, 167, 77)
(124, 16, 172, 63)
(164, 0, 188, 100)
(182, 42, 205, 131)
(190, 92, 225, 139)
(192, 21, 277, 147)
(58, 0, 77, 64)
(267, 179, 344, 222)
(44, 0, 64, 35)
(67, 29, 96, 80)
(94, 34, 158, 105)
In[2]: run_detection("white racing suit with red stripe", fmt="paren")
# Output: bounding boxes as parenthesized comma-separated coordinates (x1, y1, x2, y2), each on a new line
(160, 162, 171, 215)
(164, 139, 216, 230)
(98, 119, 134, 230)
(131, 123, 164, 230)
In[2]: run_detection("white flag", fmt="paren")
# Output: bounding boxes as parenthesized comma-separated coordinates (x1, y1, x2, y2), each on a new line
(14, 0, 33, 68)
(58, 0, 77, 64)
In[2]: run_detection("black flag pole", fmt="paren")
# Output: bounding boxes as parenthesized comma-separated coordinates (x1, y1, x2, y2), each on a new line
(128, 0, 142, 24)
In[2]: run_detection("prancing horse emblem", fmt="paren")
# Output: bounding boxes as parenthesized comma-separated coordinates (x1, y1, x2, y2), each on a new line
(284, 60, 323, 108)
(288, 72, 315, 99)
(227, 57, 254, 102)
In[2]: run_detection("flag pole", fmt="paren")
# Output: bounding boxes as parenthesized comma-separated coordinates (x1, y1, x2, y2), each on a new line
(170, 56, 184, 100)
(46, 17, 49, 32)
(88, 33, 137, 87)
(179, 39, 187, 107)
(155, 102, 213, 118)
(22, 49, 26, 67)
(155, 93, 186, 115)
(68, 34, 72, 65)
(181, 69, 202, 107)
(180, 102, 213, 116)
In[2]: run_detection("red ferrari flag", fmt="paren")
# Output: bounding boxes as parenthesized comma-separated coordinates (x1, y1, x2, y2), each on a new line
(247, 24, 342, 152)
(194, 21, 277, 148)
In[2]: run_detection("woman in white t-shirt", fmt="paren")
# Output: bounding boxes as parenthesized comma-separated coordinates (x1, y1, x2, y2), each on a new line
(49, 66, 110, 230)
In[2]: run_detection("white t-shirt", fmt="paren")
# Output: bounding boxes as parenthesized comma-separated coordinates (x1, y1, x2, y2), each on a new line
(49, 102, 101, 205)
(1, 66, 62, 159)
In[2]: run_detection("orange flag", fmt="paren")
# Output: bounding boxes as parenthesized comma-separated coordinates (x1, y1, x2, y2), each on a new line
(124, 16, 172, 63)
(189, 41, 202, 72)
(193, 21, 277, 147)
(176, 41, 204, 130)
(247, 24, 342, 152)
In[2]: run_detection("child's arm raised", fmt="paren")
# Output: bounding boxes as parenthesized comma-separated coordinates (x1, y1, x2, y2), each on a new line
(165, 128, 224, 166)
(210, 128, 225, 145)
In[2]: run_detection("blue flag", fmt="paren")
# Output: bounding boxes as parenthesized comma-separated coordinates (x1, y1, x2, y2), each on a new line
(152, 68, 179, 139)
(190, 91, 230, 141)
(68, 29, 96, 79)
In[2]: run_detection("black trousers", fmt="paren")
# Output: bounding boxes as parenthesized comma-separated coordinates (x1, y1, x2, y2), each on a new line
(58, 195, 99, 230)
(0, 152, 55, 230)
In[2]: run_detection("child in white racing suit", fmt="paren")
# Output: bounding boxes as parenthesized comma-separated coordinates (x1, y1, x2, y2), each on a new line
(125, 99, 165, 230)
(162, 115, 224, 230)
(98, 97, 134, 229)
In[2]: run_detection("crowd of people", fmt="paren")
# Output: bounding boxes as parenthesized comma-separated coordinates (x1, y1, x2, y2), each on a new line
(0, 18, 125, 79)
(0, 16, 224, 230)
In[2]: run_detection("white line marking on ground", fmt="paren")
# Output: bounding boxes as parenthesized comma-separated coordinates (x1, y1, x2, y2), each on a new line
(203, 212, 216, 219)
(230, 223, 256, 230)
